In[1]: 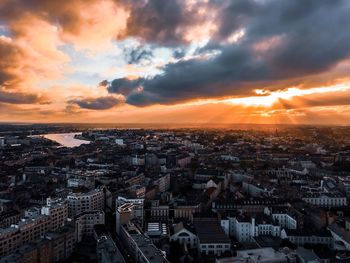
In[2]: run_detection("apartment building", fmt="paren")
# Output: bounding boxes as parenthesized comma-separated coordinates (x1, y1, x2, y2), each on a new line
(0, 226, 75, 263)
(120, 223, 169, 263)
(116, 196, 144, 226)
(0, 214, 51, 257)
(41, 198, 68, 231)
(153, 173, 171, 193)
(0, 210, 21, 228)
(225, 214, 281, 243)
(302, 192, 347, 208)
(75, 211, 105, 242)
(67, 188, 105, 217)
(264, 207, 299, 230)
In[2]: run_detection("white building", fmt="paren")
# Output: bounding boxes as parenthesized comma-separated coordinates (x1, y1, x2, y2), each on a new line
(226, 214, 281, 243)
(302, 192, 347, 208)
(264, 207, 297, 230)
(115, 139, 124, 146)
(67, 188, 105, 217)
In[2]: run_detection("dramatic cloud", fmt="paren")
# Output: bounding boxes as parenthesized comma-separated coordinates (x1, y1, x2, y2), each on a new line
(117, 0, 207, 45)
(1, 0, 350, 123)
(0, 0, 128, 49)
(68, 96, 123, 110)
(108, 0, 350, 106)
(108, 78, 144, 96)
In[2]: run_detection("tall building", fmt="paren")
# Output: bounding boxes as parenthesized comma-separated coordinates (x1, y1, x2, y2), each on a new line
(41, 198, 68, 231)
(67, 188, 105, 217)
(116, 203, 134, 234)
(116, 196, 144, 229)
(75, 211, 105, 242)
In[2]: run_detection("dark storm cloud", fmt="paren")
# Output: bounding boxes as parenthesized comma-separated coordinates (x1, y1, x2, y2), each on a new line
(69, 96, 122, 110)
(117, 0, 203, 45)
(125, 45, 269, 105)
(108, 0, 350, 106)
(108, 78, 144, 95)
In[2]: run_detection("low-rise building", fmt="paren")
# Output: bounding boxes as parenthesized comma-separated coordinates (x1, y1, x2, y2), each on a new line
(170, 222, 197, 248)
(216, 247, 296, 263)
(228, 214, 281, 243)
(120, 223, 169, 263)
(302, 192, 347, 208)
(281, 229, 333, 248)
(194, 218, 231, 256)
(96, 233, 125, 263)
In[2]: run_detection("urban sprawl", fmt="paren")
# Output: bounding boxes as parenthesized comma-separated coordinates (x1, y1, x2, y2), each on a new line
(1, 124, 350, 262)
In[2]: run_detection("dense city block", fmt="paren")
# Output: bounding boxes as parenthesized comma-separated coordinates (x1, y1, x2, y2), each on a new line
(1, 124, 350, 262)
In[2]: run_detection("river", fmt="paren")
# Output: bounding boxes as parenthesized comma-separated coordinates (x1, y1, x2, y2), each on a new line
(43, 132, 90, 148)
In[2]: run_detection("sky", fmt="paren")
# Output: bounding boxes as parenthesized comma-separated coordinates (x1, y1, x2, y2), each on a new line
(1, 0, 350, 125)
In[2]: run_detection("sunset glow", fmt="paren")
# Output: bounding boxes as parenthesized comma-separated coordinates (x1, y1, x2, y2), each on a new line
(1, 0, 350, 124)
(224, 84, 350, 107)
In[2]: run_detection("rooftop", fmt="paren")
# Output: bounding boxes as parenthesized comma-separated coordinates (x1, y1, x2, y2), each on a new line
(217, 247, 288, 263)
(193, 218, 230, 244)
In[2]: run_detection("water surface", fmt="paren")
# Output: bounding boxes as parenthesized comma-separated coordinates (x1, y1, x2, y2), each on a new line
(43, 132, 90, 148)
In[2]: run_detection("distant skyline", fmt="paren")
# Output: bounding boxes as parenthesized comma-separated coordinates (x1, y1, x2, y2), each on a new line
(1, 0, 350, 124)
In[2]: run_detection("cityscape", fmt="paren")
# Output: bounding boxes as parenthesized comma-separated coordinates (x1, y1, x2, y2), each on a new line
(1, 124, 350, 262)
(2, 0, 350, 262)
